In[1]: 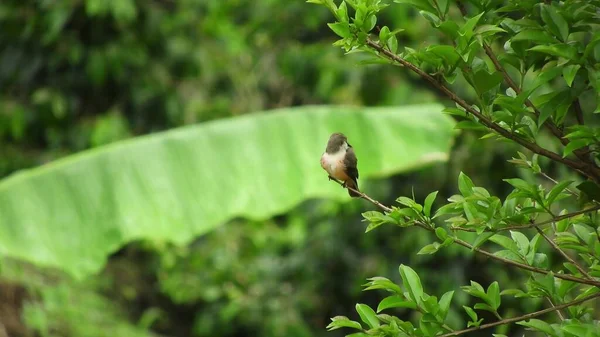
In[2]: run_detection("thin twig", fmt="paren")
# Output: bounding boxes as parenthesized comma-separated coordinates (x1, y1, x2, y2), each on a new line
(546, 294, 565, 321)
(574, 99, 585, 125)
(327, 179, 600, 287)
(450, 205, 600, 233)
(535, 225, 594, 280)
(449, 236, 600, 287)
(364, 38, 600, 182)
(437, 292, 600, 337)
(328, 177, 392, 213)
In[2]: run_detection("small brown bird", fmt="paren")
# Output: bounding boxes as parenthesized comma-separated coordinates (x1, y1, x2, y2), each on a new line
(320, 132, 360, 198)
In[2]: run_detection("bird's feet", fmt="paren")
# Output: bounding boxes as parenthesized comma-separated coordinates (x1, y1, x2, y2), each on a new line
(328, 175, 334, 181)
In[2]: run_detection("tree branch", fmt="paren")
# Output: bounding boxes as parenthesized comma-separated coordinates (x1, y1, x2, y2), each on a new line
(450, 205, 600, 233)
(438, 292, 600, 337)
(456, 1, 595, 170)
(327, 179, 600, 287)
(535, 225, 593, 280)
(364, 39, 600, 182)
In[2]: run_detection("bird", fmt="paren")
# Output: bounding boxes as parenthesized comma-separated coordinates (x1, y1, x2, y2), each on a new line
(320, 132, 360, 198)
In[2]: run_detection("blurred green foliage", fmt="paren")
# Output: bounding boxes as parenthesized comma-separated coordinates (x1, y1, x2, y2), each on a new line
(0, 0, 542, 337)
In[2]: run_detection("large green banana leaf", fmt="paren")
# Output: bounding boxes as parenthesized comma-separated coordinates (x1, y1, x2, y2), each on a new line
(0, 105, 455, 279)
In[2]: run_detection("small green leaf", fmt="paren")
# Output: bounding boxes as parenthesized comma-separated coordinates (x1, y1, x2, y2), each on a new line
(423, 191, 438, 217)
(517, 319, 555, 335)
(435, 227, 447, 240)
(546, 180, 573, 206)
(512, 30, 557, 44)
(393, 0, 436, 13)
(336, 1, 349, 22)
(399, 265, 424, 305)
(438, 291, 454, 321)
(475, 25, 506, 38)
(487, 281, 501, 310)
(473, 70, 504, 94)
(540, 4, 569, 42)
(529, 44, 577, 60)
(326, 316, 364, 331)
(427, 45, 461, 66)
(458, 172, 475, 196)
(463, 306, 478, 322)
(577, 181, 600, 202)
(573, 224, 592, 245)
(503, 178, 532, 192)
(460, 12, 485, 41)
(562, 65, 581, 87)
(356, 304, 380, 329)
(377, 295, 417, 312)
(387, 35, 398, 53)
(472, 232, 494, 249)
(490, 235, 520, 255)
(563, 139, 589, 158)
(417, 242, 441, 255)
(363, 277, 403, 294)
(379, 25, 391, 43)
(328, 22, 351, 38)
(510, 231, 530, 256)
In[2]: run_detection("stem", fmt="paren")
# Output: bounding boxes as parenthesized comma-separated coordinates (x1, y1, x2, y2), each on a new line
(364, 38, 600, 182)
(438, 292, 600, 337)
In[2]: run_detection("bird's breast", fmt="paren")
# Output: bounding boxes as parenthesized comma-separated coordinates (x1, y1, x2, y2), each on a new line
(321, 149, 348, 180)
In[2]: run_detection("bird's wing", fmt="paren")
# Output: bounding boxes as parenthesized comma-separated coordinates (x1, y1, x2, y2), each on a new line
(344, 147, 359, 181)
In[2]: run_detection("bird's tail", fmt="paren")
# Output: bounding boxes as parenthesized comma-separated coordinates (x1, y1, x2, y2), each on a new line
(346, 179, 361, 198)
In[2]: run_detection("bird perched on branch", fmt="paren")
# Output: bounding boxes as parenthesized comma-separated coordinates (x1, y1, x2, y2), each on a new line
(320, 132, 360, 198)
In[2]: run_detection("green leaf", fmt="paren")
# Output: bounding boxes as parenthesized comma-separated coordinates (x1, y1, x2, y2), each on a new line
(562, 65, 581, 87)
(512, 30, 557, 44)
(377, 295, 417, 312)
(517, 319, 556, 335)
(489, 235, 519, 255)
(460, 12, 485, 41)
(503, 178, 532, 192)
(463, 305, 477, 322)
(510, 231, 530, 256)
(326, 316, 363, 331)
(529, 44, 577, 60)
(393, 0, 436, 13)
(417, 242, 441, 255)
(399, 264, 424, 305)
(328, 22, 351, 38)
(0, 105, 455, 279)
(486, 281, 501, 310)
(473, 70, 503, 94)
(423, 191, 438, 217)
(540, 4, 569, 42)
(577, 181, 600, 202)
(435, 227, 447, 240)
(438, 290, 454, 321)
(563, 139, 589, 157)
(363, 277, 403, 294)
(356, 304, 380, 329)
(475, 25, 506, 38)
(427, 45, 461, 66)
(546, 180, 573, 206)
(472, 232, 494, 249)
(458, 172, 475, 196)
